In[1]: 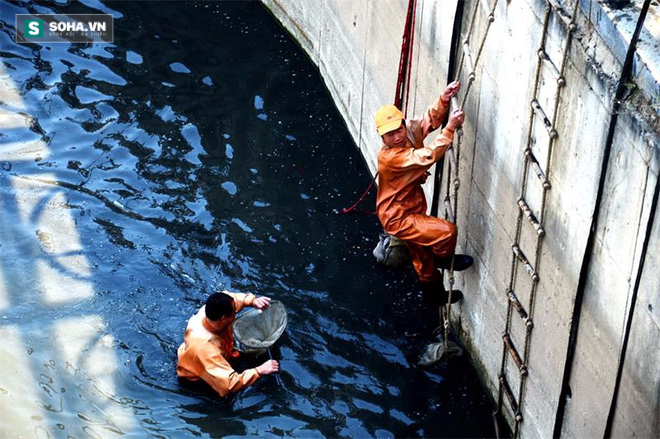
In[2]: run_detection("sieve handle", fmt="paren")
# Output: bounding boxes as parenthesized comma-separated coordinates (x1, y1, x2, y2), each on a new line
(267, 347, 282, 387)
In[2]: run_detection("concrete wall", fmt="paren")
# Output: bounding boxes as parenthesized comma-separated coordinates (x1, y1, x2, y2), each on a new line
(261, 0, 660, 437)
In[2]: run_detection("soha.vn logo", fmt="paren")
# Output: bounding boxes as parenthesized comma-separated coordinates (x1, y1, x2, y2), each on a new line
(24, 18, 108, 38)
(24, 19, 44, 38)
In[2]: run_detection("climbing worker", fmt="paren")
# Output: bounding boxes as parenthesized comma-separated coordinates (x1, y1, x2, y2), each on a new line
(177, 290, 279, 397)
(375, 80, 473, 305)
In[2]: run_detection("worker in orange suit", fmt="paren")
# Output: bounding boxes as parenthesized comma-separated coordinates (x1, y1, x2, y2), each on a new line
(375, 80, 473, 305)
(177, 291, 279, 396)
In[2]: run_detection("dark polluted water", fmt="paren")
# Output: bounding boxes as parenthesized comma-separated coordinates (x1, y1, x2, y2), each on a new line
(0, 1, 495, 437)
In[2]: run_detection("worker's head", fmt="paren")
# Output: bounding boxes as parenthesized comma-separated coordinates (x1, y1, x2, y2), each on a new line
(375, 104, 406, 148)
(205, 292, 235, 329)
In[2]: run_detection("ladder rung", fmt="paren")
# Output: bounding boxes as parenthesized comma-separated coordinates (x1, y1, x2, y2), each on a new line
(517, 197, 545, 236)
(507, 289, 534, 330)
(463, 41, 476, 82)
(499, 374, 523, 421)
(506, 289, 529, 320)
(503, 333, 527, 375)
(524, 149, 551, 189)
(480, 0, 495, 22)
(512, 244, 539, 283)
(444, 198, 455, 223)
(531, 99, 558, 139)
(547, 0, 577, 31)
(447, 147, 460, 189)
(537, 49, 566, 87)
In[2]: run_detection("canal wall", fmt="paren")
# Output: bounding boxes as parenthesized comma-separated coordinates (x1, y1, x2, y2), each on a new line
(261, 0, 660, 437)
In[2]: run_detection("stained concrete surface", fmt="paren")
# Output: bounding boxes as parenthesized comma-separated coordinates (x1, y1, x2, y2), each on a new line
(262, 0, 660, 436)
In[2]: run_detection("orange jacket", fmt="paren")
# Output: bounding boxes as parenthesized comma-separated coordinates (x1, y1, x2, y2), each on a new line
(177, 292, 260, 397)
(376, 95, 455, 233)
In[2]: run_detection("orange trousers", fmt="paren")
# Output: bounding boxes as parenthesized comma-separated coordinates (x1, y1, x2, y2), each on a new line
(395, 214, 457, 282)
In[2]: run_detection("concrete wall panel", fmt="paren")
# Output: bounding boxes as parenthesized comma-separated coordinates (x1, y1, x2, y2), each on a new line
(262, 0, 660, 436)
(457, 74, 483, 249)
(317, 1, 369, 147)
(482, 0, 541, 128)
(264, 0, 323, 63)
(458, 185, 514, 413)
(359, 0, 408, 174)
(611, 178, 660, 437)
(457, 193, 510, 393)
(408, 0, 456, 118)
(466, 181, 516, 294)
(563, 118, 660, 437)
(471, 70, 525, 238)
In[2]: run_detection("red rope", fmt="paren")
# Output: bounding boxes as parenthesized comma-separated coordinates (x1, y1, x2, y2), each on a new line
(338, 173, 377, 214)
(403, 0, 417, 118)
(340, 0, 417, 215)
(395, 0, 417, 113)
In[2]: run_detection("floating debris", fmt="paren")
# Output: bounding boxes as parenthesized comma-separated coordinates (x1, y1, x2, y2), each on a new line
(418, 335, 464, 366)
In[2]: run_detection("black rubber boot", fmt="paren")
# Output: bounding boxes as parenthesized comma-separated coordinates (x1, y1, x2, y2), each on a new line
(419, 278, 464, 307)
(434, 254, 474, 272)
(404, 279, 463, 338)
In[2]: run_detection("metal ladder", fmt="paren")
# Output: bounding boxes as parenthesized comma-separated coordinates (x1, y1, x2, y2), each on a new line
(493, 0, 579, 437)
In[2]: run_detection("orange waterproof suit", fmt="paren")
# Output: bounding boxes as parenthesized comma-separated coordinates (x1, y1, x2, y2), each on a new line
(376, 95, 457, 282)
(177, 292, 260, 396)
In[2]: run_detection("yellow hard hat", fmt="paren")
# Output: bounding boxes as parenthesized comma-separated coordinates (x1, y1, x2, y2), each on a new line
(375, 104, 404, 136)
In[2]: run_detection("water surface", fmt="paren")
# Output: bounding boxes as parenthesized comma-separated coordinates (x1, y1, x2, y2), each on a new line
(0, 1, 494, 437)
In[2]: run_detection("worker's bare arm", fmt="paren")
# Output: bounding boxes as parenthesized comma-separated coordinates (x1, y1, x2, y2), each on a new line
(256, 359, 279, 376)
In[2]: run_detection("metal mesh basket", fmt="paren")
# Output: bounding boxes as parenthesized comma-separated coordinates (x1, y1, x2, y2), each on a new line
(232, 300, 287, 354)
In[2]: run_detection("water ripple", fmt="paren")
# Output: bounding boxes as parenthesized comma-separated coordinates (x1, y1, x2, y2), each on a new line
(0, 1, 495, 437)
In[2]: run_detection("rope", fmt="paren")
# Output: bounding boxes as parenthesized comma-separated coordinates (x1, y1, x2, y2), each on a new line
(403, 0, 417, 116)
(338, 176, 377, 214)
(339, 0, 417, 215)
(439, 0, 500, 363)
(394, 0, 417, 113)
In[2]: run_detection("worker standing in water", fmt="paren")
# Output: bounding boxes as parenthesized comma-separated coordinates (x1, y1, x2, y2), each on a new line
(375, 80, 473, 305)
(177, 291, 279, 396)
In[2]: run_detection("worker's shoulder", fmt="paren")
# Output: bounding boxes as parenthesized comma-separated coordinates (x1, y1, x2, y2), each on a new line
(379, 146, 412, 165)
(379, 145, 407, 157)
(183, 316, 215, 344)
(184, 333, 219, 354)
